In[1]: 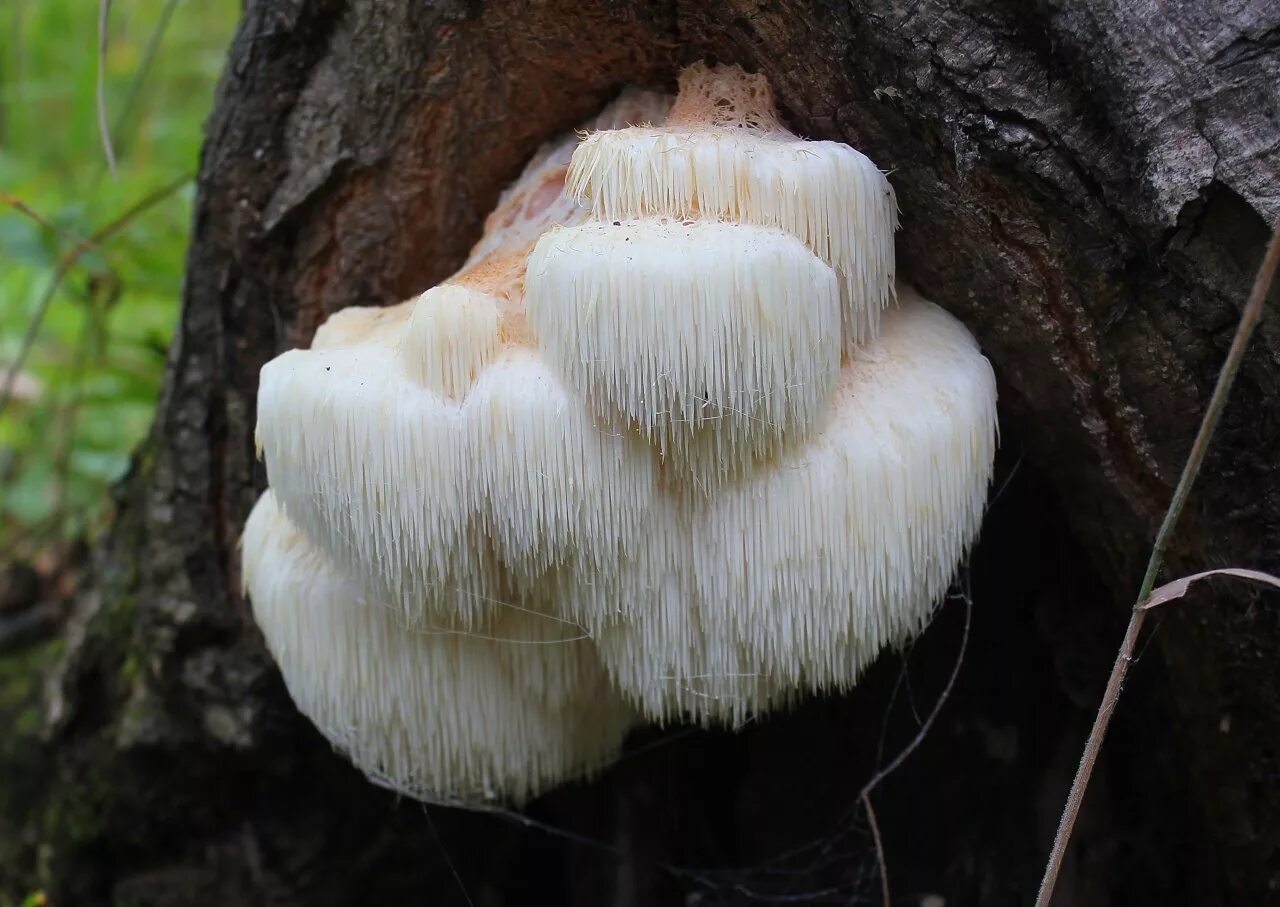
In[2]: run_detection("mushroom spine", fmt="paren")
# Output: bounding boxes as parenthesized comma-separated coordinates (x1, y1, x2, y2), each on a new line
(567, 62, 899, 350)
(244, 64, 997, 802)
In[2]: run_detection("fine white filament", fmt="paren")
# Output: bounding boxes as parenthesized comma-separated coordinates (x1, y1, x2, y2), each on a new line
(244, 64, 998, 802)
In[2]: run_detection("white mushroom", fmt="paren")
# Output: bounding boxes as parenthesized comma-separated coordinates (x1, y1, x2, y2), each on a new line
(243, 491, 633, 804)
(245, 66, 999, 801)
(568, 63, 898, 349)
(310, 302, 414, 350)
(582, 289, 998, 725)
(398, 285, 502, 399)
(254, 93, 668, 627)
(527, 218, 841, 482)
(256, 333, 655, 626)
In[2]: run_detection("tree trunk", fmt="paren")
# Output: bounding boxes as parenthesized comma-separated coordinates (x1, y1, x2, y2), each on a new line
(3, 1, 1279, 904)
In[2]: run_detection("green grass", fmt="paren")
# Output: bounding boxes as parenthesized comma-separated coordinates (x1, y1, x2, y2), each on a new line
(0, 0, 238, 555)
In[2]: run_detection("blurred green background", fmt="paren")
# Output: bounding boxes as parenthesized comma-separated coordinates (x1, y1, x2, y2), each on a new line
(0, 0, 238, 558)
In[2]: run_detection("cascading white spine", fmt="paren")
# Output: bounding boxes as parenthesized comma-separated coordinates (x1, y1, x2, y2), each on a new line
(567, 64, 899, 350)
(243, 491, 634, 805)
(527, 218, 841, 482)
(399, 285, 502, 398)
(256, 341, 656, 626)
(582, 293, 999, 726)
(245, 66, 1000, 799)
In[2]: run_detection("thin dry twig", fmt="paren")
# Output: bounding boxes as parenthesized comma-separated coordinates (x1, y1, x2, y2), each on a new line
(1141, 567, 1280, 610)
(0, 173, 192, 422)
(97, 0, 118, 178)
(860, 582, 973, 907)
(90, 0, 182, 190)
(1, 192, 90, 248)
(1035, 227, 1280, 907)
(861, 791, 890, 907)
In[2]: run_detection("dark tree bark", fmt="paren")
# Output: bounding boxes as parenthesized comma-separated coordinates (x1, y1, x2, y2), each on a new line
(3, 1, 1279, 904)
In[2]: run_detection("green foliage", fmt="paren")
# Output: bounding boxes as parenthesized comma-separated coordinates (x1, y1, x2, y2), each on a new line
(0, 0, 237, 555)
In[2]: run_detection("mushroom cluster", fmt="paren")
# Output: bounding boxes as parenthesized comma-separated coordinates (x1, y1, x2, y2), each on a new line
(244, 64, 998, 804)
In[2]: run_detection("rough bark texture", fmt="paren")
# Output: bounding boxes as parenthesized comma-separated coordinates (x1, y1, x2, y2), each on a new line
(3, 0, 1279, 904)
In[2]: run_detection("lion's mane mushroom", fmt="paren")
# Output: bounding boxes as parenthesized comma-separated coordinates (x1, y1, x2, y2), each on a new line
(256, 323, 658, 624)
(527, 219, 841, 482)
(582, 288, 998, 725)
(245, 64, 998, 801)
(254, 91, 670, 626)
(247, 91, 667, 803)
(243, 492, 633, 804)
(526, 65, 997, 726)
(567, 62, 898, 349)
